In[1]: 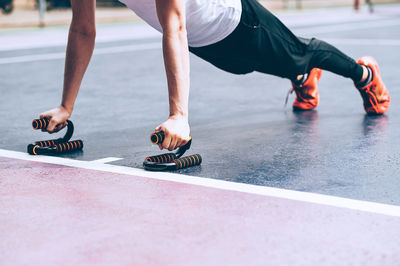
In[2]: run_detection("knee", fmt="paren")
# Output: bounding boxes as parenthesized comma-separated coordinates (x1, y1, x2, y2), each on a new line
(307, 38, 334, 53)
(307, 38, 324, 50)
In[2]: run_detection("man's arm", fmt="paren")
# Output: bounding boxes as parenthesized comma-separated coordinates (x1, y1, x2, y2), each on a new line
(40, 0, 96, 132)
(155, 0, 191, 151)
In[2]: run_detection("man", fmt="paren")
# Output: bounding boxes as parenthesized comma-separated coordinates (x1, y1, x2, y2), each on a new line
(41, 0, 390, 151)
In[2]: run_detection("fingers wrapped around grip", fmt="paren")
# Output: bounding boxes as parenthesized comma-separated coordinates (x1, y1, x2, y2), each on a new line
(32, 118, 69, 133)
(150, 131, 165, 144)
(173, 154, 202, 170)
(32, 118, 49, 130)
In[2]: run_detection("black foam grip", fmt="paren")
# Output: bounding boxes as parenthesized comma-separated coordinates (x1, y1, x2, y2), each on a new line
(32, 118, 49, 130)
(145, 153, 177, 163)
(150, 131, 165, 144)
(34, 139, 56, 147)
(55, 140, 83, 153)
(27, 144, 39, 155)
(174, 154, 202, 170)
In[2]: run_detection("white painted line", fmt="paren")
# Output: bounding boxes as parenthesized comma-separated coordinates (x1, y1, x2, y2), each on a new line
(1, 148, 400, 217)
(0, 42, 160, 65)
(91, 157, 123, 164)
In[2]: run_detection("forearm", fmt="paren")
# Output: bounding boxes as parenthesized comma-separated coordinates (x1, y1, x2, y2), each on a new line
(162, 26, 190, 119)
(153, 0, 191, 150)
(62, 27, 95, 113)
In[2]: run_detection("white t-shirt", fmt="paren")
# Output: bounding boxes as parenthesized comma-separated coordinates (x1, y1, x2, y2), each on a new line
(119, 0, 242, 47)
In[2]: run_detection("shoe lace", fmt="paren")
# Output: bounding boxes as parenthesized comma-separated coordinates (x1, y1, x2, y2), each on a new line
(359, 85, 379, 113)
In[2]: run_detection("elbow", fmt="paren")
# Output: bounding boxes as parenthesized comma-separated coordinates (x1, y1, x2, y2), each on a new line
(174, 24, 187, 39)
(162, 16, 187, 39)
(70, 28, 96, 39)
(174, 20, 186, 34)
(84, 28, 96, 39)
(177, 23, 187, 36)
(163, 23, 187, 41)
(70, 22, 96, 39)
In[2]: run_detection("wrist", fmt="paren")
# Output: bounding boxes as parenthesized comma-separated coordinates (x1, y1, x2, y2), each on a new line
(169, 112, 188, 120)
(60, 103, 73, 115)
(169, 105, 188, 118)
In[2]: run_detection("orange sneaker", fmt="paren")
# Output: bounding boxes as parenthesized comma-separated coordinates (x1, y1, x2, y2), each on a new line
(292, 68, 322, 111)
(356, 56, 390, 114)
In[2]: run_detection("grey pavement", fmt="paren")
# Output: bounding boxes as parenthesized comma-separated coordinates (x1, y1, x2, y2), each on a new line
(1, 5, 400, 205)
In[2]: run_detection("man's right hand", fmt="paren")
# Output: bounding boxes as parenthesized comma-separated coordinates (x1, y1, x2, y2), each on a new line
(40, 105, 71, 133)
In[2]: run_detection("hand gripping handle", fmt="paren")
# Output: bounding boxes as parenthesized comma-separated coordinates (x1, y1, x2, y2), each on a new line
(144, 131, 200, 171)
(150, 131, 165, 144)
(150, 131, 192, 158)
(32, 118, 50, 130)
(28, 119, 82, 155)
(32, 118, 74, 143)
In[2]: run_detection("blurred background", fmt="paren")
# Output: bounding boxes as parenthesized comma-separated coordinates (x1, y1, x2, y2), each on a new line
(1, 0, 399, 28)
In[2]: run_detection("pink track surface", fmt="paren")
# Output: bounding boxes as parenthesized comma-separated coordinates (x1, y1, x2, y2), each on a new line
(1, 157, 399, 266)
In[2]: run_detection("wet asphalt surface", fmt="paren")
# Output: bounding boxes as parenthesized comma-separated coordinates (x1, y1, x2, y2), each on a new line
(1, 6, 399, 205)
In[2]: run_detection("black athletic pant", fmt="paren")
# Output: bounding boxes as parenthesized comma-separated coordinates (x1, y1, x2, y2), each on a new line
(189, 0, 364, 83)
